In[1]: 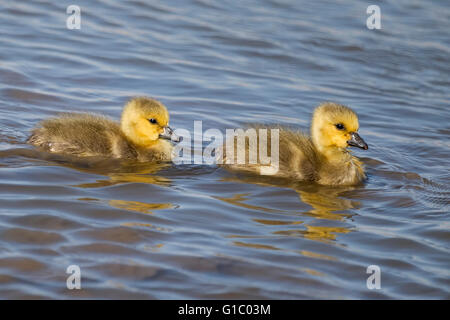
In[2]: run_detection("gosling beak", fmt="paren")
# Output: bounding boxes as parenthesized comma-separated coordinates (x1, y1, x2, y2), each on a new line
(347, 132, 368, 150)
(159, 126, 182, 143)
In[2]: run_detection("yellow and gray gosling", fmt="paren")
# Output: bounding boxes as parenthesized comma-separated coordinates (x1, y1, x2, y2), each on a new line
(27, 97, 180, 161)
(221, 102, 368, 186)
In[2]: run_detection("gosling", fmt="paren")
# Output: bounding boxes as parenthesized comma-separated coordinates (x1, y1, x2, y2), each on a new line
(27, 97, 180, 161)
(221, 102, 369, 186)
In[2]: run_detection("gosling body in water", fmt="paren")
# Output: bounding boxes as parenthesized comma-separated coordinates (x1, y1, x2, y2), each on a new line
(27, 97, 180, 161)
(222, 102, 368, 186)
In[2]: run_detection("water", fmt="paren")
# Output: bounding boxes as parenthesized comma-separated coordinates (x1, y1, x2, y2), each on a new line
(0, 0, 449, 299)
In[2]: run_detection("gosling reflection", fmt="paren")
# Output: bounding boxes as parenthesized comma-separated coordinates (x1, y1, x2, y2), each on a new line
(87, 170, 170, 188)
(220, 173, 360, 243)
(214, 193, 279, 213)
(274, 225, 351, 243)
(298, 186, 356, 221)
(22, 148, 173, 188)
(110, 200, 174, 214)
(67, 158, 172, 188)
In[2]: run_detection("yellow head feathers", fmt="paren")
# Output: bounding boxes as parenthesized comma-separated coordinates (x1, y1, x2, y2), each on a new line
(311, 102, 367, 151)
(120, 97, 175, 147)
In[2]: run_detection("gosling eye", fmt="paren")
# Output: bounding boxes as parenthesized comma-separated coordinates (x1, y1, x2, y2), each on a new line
(148, 118, 157, 124)
(335, 123, 345, 130)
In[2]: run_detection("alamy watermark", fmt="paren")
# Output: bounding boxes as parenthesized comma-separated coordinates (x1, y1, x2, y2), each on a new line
(66, 5, 81, 30)
(66, 264, 81, 289)
(171, 122, 280, 174)
(366, 5, 381, 30)
(366, 265, 381, 290)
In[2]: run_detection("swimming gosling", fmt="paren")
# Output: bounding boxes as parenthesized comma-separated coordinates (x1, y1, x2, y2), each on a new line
(27, 97, 180, 161)
(221, 102, 368, 186)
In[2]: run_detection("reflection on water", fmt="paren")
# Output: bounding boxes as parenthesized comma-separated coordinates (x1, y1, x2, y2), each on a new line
(298, 188, 357, 221)
(233, 241, 280, 251)
(300, 250, 337, 262)
(220, 174, 355, 243)
(110, 200, 174, 215)
(215, 193, 280, 213)
(28, 153, 174, 189)
(253, 219, 302, 226)
(300, 268, 325, 277)
(275, 225, 351, 243)
(122, 222, 171, 234)
(222, 176, 352, 278)
(74, 170, 171, 189)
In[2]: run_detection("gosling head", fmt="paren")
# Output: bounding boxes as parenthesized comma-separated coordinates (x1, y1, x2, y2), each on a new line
(311, 102, 368, 152)
(120, 97, 180, 148)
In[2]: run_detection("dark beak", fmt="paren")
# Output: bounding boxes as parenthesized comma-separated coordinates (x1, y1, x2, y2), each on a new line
(347, 132, 368, 150)
(159, 126, 182, 143)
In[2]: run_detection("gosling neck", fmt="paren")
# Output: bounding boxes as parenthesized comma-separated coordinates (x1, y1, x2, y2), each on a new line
(120, 127, 159, 149)
(316, 144, 351, 164)
(120, 118, 160, 149)
(130, 136, 160, 149)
